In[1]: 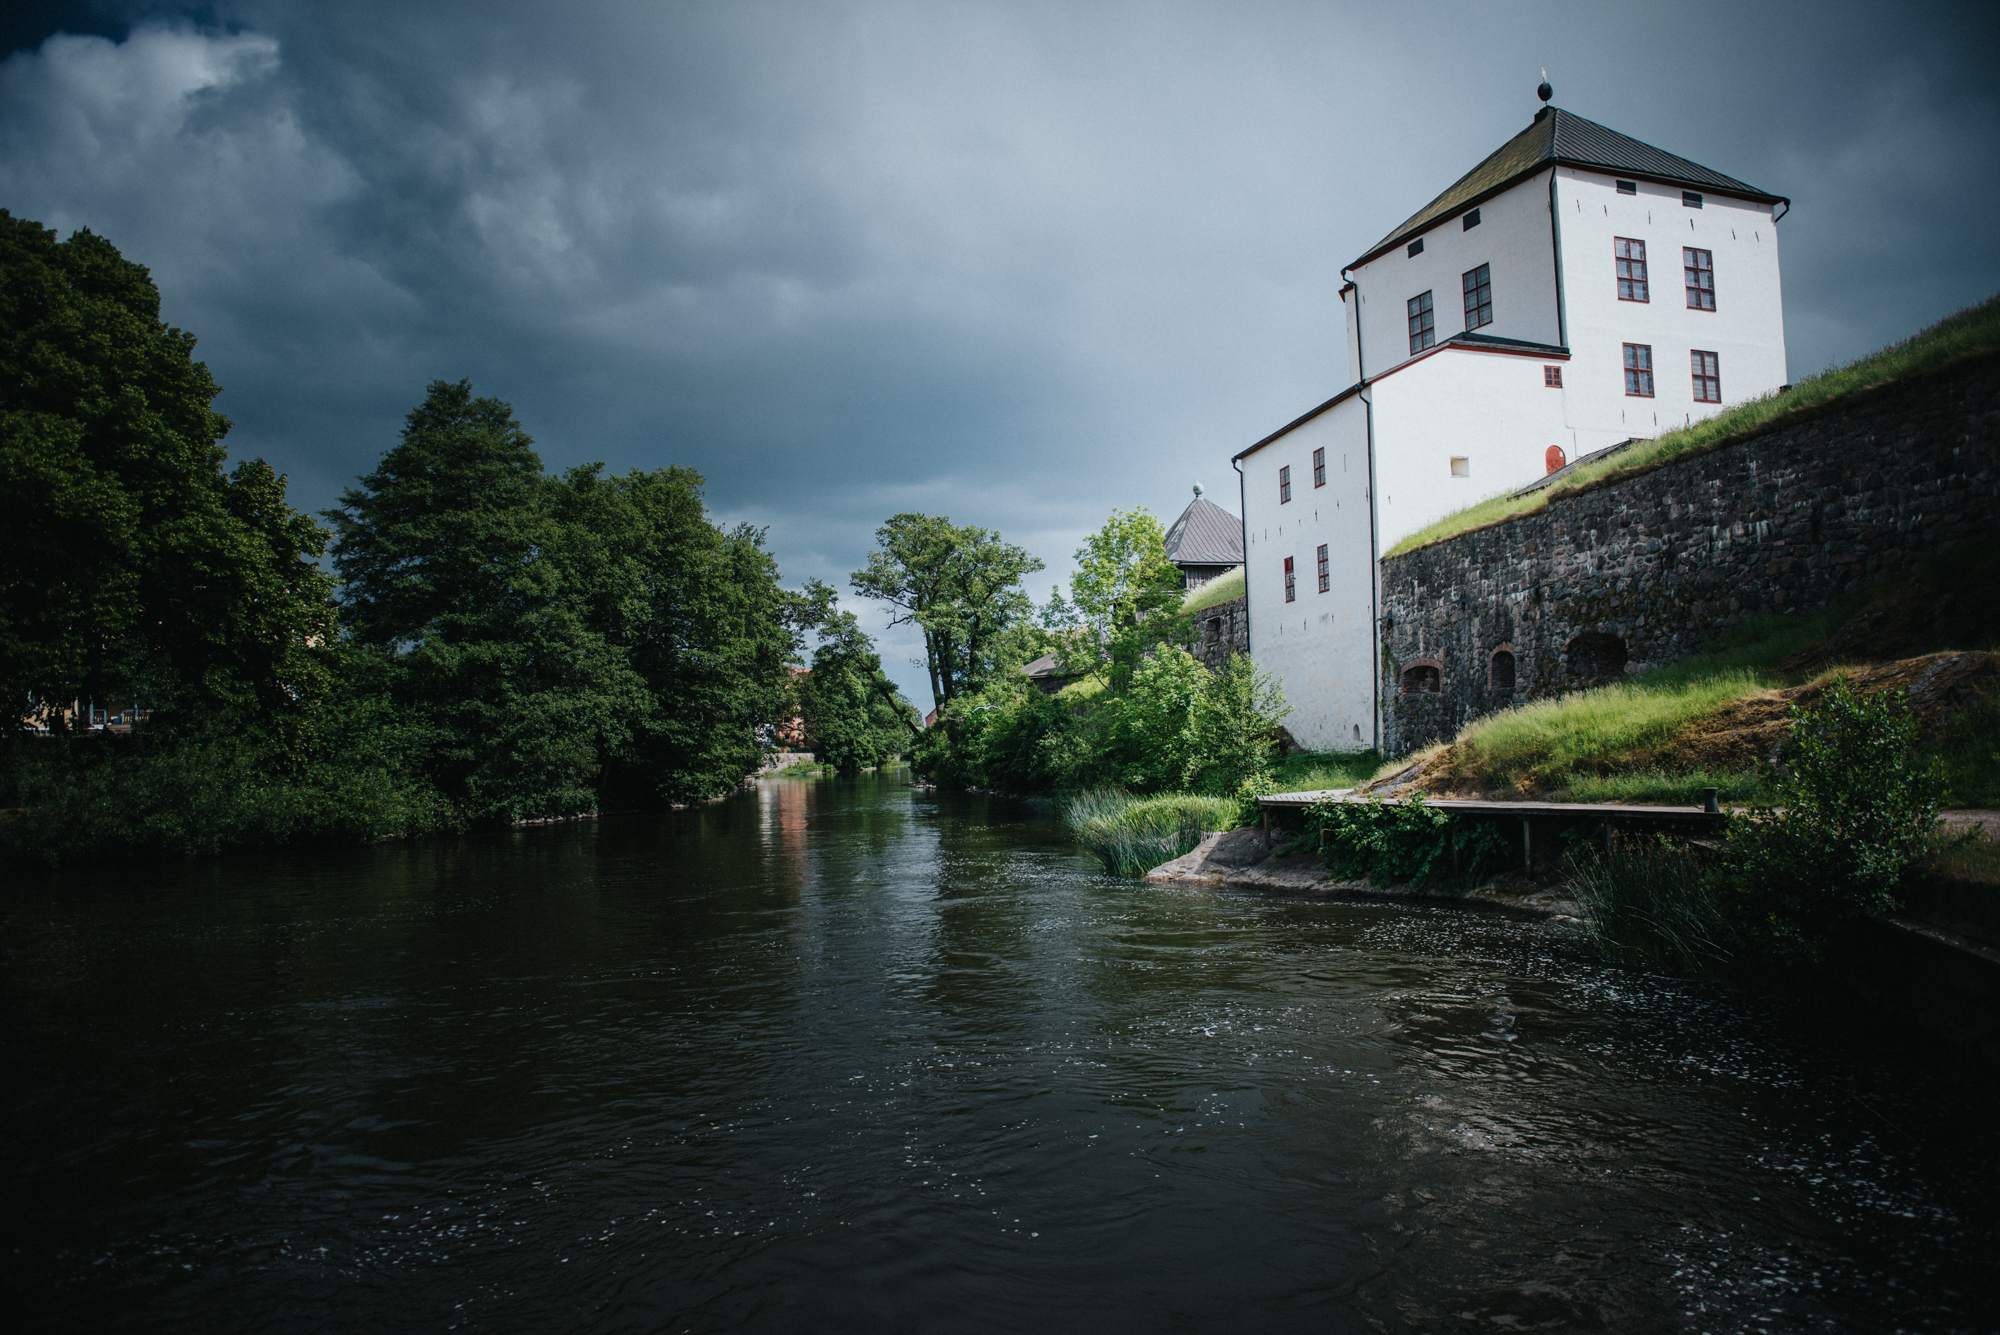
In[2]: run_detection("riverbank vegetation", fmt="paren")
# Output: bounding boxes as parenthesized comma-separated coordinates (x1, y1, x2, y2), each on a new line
(2, 212, 911, 865)
(1064, 788, 1241, 876)
(1387, 292, 2000, 557)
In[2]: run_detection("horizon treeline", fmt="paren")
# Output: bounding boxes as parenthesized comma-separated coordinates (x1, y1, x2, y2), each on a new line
(1, 210, 914, 863)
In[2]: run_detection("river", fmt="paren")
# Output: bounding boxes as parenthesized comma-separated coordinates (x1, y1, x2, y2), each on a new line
(3, 771, 1996, 1332)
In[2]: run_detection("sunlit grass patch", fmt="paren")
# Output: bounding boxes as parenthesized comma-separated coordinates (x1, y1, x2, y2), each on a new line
(1387, 292, 2000, 557)
(1063, 788, 1240, 876)
(1564, 768, 1768, 806)
(1182, 566, 1244, 615)
(1271, 749, 1383, 794)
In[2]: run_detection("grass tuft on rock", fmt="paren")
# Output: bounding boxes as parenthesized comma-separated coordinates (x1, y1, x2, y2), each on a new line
(1063, 788, 1241, 876)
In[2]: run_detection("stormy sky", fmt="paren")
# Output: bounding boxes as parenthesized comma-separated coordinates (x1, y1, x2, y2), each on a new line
(4, 1, 1996, 705)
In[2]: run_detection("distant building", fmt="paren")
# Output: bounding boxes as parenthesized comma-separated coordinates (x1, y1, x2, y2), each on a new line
(1233, 85, 1789, 751)
(1163, 486, 1244, 589)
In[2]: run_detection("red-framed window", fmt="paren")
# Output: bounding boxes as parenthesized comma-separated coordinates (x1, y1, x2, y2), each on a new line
(1407, 290, 1435, 354)
(1684, 248, 1715, 309)
(1283, 555, 1296, 603)
(1316, 544, 1330, 593)
(1312, 446, 1326, 487)
(1692, 350, 1721, 402)
(1462, 264, 1492, 329)
(1278, 465, 1291, 503)
(1614, 238, 1648, 301)
(1623, 343, 1654, 396)
(1543, 365, 1562, 387)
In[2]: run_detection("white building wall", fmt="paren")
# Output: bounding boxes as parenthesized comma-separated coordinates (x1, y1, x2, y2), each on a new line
(1369, 347, 1575, 548)
(1237, 395, 1377, 752)
(1554, 169, 1788, 441)
(1346, 169, 1560, 378)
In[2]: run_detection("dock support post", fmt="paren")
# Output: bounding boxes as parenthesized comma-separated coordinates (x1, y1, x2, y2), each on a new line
(1521, 817, 1532, 871)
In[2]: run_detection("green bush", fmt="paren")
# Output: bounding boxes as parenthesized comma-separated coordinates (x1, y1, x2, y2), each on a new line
(1063, 788, 1239, 876)
(1306, 794, 1515, 890)
(1720, 679, 1946, 962)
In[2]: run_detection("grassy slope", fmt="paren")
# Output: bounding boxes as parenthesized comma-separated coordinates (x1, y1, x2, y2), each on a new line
(1386, 292, 2000, 558)
(1388, 539, 2000, 804)
(1183, 566, 1244, 615)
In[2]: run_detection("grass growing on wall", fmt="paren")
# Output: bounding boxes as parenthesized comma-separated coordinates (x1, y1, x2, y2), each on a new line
(1385, 292, 2000, 557)
(1063, 788, 1241, 876)
(1182, 566, 1244, 616)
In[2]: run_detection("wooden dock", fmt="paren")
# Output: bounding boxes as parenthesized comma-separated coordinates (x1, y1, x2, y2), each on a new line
(1255, 789, 1727, 869)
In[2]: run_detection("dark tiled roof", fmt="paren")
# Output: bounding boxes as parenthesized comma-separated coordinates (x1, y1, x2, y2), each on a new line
(1351, 107, 1785, 269)
(1020, 653, 1078, 680)
(1443, 331, 1568, 356)
(1164, 495, 1244, 567)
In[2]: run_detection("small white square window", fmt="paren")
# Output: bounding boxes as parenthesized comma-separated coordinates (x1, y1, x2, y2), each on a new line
(1449, 457, 1470, 478)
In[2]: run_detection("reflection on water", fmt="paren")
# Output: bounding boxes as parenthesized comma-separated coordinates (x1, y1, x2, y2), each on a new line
(3, 771, 1996, 1332)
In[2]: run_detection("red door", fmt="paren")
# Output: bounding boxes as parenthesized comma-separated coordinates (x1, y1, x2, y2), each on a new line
(1545, 445, 1567, 475)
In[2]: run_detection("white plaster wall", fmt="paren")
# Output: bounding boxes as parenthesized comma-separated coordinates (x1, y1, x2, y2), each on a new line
(1346, 169, 1560, 379)
(1554, 169, 1788, 440)
(1238, 395, 1377, 752)
(1370, 347, 1574, 547)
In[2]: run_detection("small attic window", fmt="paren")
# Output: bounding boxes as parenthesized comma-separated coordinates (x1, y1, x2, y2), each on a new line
(1682, 191, 1703, 209)
(1616, 180, 1637, 195)
(1449, 457, 1470, 478)
(1407, 238, 1424, 257)
(1462, 208, 1482, 230)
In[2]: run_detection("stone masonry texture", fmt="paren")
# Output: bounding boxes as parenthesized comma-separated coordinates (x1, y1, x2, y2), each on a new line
(1192, 594, 1250, 673)
(1378, 351, 2000, 755)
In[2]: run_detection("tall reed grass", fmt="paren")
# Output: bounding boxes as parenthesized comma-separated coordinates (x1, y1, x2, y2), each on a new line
(1063, 788, 1241, 876)
(1566, 839, 1731, 971)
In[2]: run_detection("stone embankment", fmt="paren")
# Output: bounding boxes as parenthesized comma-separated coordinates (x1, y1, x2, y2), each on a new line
(1381, 350, 2000, 753)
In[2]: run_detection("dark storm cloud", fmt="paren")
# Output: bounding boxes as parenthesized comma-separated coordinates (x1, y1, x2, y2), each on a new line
(3, 1, 1996, 702)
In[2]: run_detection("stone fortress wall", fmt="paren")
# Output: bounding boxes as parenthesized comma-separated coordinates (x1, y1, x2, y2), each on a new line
(1192, 594, 1250, 674)
(1378, 350, 2000, 755)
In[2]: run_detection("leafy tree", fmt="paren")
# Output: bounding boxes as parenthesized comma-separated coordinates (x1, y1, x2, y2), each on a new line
(851, 513, 1043, 710)
(327, 380, 645, 820)
(798, 610, 917, 773)
(0, 211, 333, 729)
(1046, 507, 1188, 690)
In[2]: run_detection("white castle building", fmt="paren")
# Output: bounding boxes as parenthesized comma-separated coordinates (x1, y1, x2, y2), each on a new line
(1232, 87, 1790, 752)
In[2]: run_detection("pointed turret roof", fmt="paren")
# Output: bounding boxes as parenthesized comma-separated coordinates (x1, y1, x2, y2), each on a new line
(1164, 494, 1243, 568)
(1348, 106, 1786, 271)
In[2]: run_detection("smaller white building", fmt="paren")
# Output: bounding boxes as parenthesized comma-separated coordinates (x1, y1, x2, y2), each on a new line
(1234, 94, 1790, 752)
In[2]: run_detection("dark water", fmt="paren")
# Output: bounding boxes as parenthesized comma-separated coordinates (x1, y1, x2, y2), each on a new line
(4, 773, 1997, 1333)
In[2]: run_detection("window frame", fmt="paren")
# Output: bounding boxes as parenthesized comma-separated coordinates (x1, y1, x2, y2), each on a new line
(1623, 342, 1655, 397)
(1614, 237, 1649, 302)
(1316, 543, 1330, 593)
(1407, 238, 1423, 257)
(1312, 446, 1326, 488)
(1684, 247, 1716, 310)
(1615, 179, 1637, 195)
(1543, 365, 1563, 387)
(1691, 349, 1721, 403)
(1682, 191, 1703, 209)
(1283, 555, 1296, 603)
(1462, 208, 1481, 230)
(1278, 464, 1291, 503)
(1461, 264, 1493, 330)
(1407, 290, 1436, 354)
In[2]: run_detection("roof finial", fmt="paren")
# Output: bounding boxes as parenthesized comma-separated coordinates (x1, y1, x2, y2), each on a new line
(1537, 69, 1553, 104)
(1192, 482, 1205, 497)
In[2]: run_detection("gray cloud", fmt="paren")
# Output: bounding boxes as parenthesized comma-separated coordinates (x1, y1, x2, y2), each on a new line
(3, 1, 1996, 703)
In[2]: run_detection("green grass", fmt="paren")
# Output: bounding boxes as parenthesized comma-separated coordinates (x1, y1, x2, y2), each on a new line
(1567, 840, 1731, 971)
(1916, 833, 2000, 887)
(1387, 292, 2000, 557)
(1939, 694, 2000, 808)
(1565, 768, 1769, 806)
(1431, 607, 1861, 796)
(1271, 749, 1384, 794)
(1183, 566, 1244, 615)
(1063, 788, 1241, 876)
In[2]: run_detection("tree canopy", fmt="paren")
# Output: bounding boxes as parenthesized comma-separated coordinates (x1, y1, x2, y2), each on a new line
(0, 210, 332, 730)
(850, 513, 1043, 710)
(1043, 506, 1188, 690)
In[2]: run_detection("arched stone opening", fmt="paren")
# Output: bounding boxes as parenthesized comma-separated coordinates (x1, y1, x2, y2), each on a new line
(1489, 646, 1517, 692)
(1400, 661, 1442, 695)
(1565, 632, 1628, 679)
